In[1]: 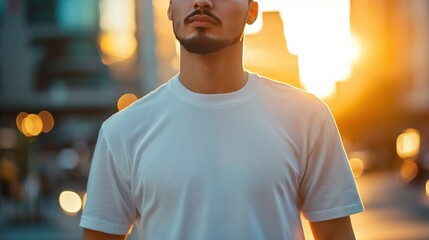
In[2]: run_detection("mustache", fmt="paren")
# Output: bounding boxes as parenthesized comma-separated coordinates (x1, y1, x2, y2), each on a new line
(184, 9, 222, 24)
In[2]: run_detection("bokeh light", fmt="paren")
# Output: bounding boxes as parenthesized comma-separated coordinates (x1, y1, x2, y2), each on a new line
(117, 93, 138, 111)
(59, 191, 82, 215)
(399, 161, 419, 183)
(16, 112, 28, 133)
(16, 111, 55, 137)
(397, 128, 420, 159)
(23, 114, 43, 137)
(38, 110, 55, 133)
(349, 157, 365, 178)
(99, 33, 138, 63)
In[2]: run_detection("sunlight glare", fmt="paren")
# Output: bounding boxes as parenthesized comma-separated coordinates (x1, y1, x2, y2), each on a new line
(244, 0, 279, 35)
(349, 35, 362, 64)
(245, 16, 263, 35)
(297, 54, 338, 98)
(279, 0, 357, 99)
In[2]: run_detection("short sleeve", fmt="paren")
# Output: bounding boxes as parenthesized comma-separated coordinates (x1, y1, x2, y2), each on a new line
(299, 106, 364, 222)
(80, 125, 137, 235)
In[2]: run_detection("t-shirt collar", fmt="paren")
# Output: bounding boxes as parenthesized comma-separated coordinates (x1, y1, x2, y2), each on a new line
(168, 72, 258, 108)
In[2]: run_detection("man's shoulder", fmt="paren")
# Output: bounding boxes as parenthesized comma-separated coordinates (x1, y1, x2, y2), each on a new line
(102, 79, 173, 132)
(254, 73, 327, 110)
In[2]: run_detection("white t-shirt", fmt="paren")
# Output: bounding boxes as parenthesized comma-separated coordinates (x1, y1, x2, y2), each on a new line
(80, 72, 363, 239)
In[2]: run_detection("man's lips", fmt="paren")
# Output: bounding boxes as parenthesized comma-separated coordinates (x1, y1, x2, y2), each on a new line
(184, 9, 222, 26)
(188, 15, 218, 25)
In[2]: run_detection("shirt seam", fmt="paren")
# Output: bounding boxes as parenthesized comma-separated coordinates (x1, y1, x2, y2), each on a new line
(80, 215, 131, 234)
(302, 203, 364, 221)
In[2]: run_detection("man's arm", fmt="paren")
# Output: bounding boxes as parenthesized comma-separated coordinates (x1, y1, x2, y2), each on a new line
(309, 216, 356, 240)
(83, 229, 126, 240)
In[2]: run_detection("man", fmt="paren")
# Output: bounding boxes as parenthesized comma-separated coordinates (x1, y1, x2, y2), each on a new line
(80, 0, 364, 239)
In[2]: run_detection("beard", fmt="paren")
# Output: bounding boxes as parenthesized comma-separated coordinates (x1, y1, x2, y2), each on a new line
(173, 20, 245, 55)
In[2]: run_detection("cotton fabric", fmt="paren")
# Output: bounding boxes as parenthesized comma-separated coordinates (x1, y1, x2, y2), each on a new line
(80, 72, 363, 239)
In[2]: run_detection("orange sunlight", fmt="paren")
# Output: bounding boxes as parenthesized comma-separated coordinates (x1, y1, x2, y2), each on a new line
(99, 0, 137, 64)
(246, 0, 360, 99)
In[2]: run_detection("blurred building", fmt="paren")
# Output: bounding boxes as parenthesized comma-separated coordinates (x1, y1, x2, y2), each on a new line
(0, 0, 118, 146)
(0, 1, 149, 220)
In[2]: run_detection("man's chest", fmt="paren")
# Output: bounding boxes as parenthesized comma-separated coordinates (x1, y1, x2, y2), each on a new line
(129, 111, 302, 209)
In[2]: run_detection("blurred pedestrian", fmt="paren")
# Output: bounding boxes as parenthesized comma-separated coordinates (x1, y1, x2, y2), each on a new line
(81, 0, 363, 239)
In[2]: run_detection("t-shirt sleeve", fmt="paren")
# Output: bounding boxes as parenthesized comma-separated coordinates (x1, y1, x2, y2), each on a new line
(299, 105, 364, 222)
(80, 125, 137, 235)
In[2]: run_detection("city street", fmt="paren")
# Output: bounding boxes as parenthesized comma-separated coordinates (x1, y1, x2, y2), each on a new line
(303, 171, 429, 240)
(353, 172, 429, 240)
(1, 171, 428, 240)
(1, 1, 428, 240)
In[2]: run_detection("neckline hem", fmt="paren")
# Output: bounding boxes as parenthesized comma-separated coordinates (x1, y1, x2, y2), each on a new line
(168, 72, 259, 108)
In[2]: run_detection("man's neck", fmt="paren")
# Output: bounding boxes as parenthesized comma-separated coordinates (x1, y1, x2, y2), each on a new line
(178, 43, 247, 94)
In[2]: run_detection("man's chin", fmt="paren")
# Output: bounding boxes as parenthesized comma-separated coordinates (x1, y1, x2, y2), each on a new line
(181, 40, 225, 54)
(178, 35, 242, 55)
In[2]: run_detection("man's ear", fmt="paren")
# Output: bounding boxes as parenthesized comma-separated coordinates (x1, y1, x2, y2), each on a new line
(246, 1, 259, 24)
(167, 0, 173, 20)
